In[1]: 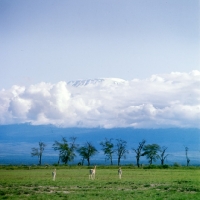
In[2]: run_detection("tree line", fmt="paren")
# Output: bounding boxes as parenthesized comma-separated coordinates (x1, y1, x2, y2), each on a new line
(31, 137, 190, 167)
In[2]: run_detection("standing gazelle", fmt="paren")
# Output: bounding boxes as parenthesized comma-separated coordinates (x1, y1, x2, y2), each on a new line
(118, 167, 122, 179)
(52, 168, 56, 181)
(89, 166, 96, 180)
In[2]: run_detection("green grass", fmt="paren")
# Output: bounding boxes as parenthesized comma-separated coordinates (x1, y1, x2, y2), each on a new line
(0, 166, 200, 199)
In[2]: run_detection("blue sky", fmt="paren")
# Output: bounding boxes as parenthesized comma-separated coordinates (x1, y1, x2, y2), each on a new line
(0, 0, 199, 89)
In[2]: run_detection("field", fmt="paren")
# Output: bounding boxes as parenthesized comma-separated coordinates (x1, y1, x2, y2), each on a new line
(0, 165, 200, 199)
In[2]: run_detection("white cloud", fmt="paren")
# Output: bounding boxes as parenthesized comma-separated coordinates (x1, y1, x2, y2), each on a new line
(0, 71, 200, 128)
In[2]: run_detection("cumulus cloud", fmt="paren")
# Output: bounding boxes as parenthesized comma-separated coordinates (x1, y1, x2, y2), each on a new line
(0, 71, 200, 128)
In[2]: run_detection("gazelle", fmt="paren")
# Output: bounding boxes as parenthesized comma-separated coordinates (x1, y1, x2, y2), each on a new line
(118, 167, 122, 179)
(89, 166, 96, 180)
(52, 168, 56, 181)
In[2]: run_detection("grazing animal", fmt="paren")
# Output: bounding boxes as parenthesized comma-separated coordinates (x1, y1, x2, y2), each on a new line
(118, 167, 122, 179)
(52, 168, 56, 181)
(89, 166, 96, 180)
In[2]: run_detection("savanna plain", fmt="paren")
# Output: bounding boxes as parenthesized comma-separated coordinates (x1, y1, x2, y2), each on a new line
(0, 165, 200, 200)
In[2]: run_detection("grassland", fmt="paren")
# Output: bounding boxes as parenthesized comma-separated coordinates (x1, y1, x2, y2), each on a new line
(0, 165, 200, 199)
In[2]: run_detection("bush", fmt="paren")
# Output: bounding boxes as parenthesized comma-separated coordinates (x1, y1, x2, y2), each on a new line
(162, 164, 169, 169)
(143, 164, 158, 169)
(173, 162, 181, 167)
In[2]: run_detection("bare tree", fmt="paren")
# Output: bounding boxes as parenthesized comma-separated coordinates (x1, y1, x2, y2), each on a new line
(77, 142, 98, 166)
(158, 146, 169, 165)
(132, 139, 146, 167)
(116, 139, 129, 166)
(185, 146, 190, 166)
(31, 142, 46, 165)
(100, 138, 115, 165)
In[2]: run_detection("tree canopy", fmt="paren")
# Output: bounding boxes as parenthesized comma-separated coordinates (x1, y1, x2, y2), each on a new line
(100, 138, 115, 165)
(132, 139, 146, 167)
(77, 142, 98, 166)
(53, 137, 78, 165)
(143, 144, 160, 165)
(31, 142, 46, 165)
(116, 139, 129, 166)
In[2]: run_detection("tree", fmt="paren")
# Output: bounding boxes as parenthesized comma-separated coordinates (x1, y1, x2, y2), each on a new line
(158, 146, 169, 166)
(116, 139, 129, 166)
(31, 142, 46, 165)
(77, 142, 98, 166)
(185, 147, 190, 166)
(52, 137, 78, 165)
(132, 139, 146, 167)
(100, 138, 115, 165)
(143, 144, 160, 165)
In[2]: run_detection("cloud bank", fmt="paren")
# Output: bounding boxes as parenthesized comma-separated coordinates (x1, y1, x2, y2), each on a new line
(1, 71, 200, 128)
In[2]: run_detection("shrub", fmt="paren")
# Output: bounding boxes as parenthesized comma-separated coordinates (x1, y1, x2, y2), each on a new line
(143, 164, 158, 169)
(173, 162, 181, 167)
(162, 164, 169, 169)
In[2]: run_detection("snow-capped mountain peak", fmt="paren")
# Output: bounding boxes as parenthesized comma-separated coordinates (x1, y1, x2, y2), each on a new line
(67, 78, 127, 87)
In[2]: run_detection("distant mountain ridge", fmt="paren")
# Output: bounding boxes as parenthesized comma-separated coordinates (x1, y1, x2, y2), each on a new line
(0, 124, 199, 165)
(67, 78, 127, 87)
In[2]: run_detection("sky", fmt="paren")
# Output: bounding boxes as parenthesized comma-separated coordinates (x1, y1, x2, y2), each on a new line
(0, 0, 199, 89)
(0, 1, 200, 129)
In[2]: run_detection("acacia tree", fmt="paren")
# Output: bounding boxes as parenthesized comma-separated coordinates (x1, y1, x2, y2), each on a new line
(53, 137, 78, 165)
(132, 139, 146, 168)
(143, 144, 160, 165)
(116, 139, 129, 166)
(185, 147, 190, 166)
(100, 138, 115, 165)
(31, 142, 46, 165)
(77, 142, 98, 166)
(158, 146, 169, 166)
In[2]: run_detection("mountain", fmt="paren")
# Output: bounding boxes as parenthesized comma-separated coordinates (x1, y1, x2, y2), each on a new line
(67, 78, 127, 87)
(0, 124, 199, 165)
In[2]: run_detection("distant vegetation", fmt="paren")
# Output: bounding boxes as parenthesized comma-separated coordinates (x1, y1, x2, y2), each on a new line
(31, 136, 194, 167)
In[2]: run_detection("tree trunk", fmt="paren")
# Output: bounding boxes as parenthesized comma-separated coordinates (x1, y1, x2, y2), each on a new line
(149, 158, 153, 165)
(39, 154, 42, 165)
(87, 158, 90, 166)
(118, 157, 120, 166)
(110, 155, 113, 165)
(57, 156, 61, 165)
(136, 157, 140, 168)
(186, 158, 190, 166)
